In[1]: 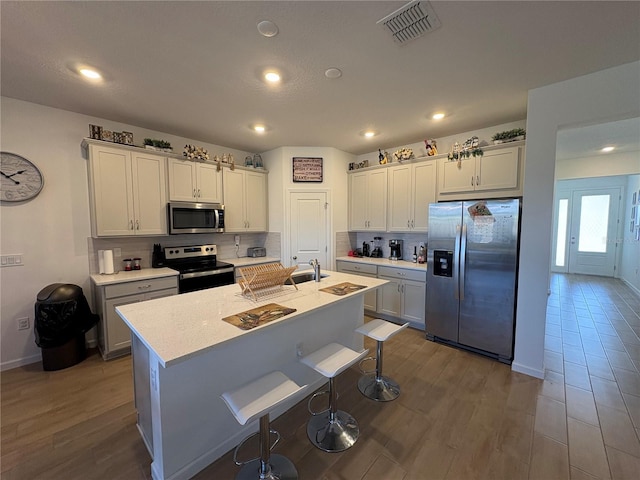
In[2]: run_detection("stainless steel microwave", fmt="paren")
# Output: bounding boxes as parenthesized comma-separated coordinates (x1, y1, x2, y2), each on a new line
(168, 202, 224, 234)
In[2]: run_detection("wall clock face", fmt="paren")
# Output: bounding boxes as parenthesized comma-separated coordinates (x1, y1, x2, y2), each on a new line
(0, 152, 44, 202)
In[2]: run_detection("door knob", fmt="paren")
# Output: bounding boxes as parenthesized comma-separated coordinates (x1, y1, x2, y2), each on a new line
(293, 256, 297, 260)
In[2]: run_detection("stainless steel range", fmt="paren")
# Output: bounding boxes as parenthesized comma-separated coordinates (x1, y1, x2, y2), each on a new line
(164, 244, 235, 293)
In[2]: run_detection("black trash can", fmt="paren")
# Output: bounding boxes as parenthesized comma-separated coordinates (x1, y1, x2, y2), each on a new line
(34, 283, 99, 371)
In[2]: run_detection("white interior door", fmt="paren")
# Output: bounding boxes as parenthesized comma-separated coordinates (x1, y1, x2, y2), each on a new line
(567, 188, 621, 276)
(289, 191, 328, 270)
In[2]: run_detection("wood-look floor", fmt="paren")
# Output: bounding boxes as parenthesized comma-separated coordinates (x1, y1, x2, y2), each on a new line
(2, 273, 640, 479)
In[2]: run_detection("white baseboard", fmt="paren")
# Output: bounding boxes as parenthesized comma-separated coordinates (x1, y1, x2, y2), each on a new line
(1, 353, 41, 372)
(621, 278, 640, 298)
(511, 361, 544, 379)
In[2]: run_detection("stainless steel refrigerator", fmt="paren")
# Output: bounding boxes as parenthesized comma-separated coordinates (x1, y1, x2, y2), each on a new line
(425, 199, 521, 363)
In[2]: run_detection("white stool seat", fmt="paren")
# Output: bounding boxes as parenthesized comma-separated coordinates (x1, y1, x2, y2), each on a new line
(300, 343, 369, 378)
(222, 371, 306, 425)
(221, 371, 306, 480)
(356, 319, 409, 342)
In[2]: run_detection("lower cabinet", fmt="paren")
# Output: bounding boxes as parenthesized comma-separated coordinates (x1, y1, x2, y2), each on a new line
(336, 261, 378, 312)
(376, 266, 426, 328)
(336, 261, 426, 328)
(94, 276, 178, 360)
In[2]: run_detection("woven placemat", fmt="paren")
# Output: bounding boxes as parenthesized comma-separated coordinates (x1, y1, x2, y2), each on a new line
(223, 303, 296, 330)
(319, 282, 367, 296)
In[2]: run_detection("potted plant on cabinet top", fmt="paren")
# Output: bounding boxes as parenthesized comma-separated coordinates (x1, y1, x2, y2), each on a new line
(143, 138, 173, 152)
(491, 128, 526, 144)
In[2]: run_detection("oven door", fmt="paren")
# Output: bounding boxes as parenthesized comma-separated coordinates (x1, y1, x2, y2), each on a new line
(178, 267, 235, 293)
(169, 202, 224, 234)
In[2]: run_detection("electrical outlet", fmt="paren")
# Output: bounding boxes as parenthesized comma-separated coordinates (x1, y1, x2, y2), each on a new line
(113, 248, 122, 257)
(234, 235, 240, 247)
(17, 317, 30, 331)
(295, 342, 304, 358)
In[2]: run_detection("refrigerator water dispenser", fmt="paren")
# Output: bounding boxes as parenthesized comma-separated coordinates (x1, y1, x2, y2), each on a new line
(433, 250, 453, 277)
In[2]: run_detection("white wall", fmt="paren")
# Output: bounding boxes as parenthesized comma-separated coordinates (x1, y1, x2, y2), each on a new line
(556, 151, 640, 179)
(0, 97, 250, 370)
(262, 146, 354, 269)
(620, 174, 640, 295)
(513, 61, 640, 378)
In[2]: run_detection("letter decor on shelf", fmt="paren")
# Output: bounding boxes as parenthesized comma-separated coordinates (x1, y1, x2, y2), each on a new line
(292, 157, 323, 182)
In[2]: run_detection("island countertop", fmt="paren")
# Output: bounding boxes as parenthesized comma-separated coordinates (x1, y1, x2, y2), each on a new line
(116, 270, 387, 368)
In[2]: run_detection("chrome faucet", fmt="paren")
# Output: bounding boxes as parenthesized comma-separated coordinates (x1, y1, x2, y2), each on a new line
(309, 259, 321, 282)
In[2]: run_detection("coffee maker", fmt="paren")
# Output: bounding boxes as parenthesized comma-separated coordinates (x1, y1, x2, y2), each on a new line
(389, 239, 403, 260)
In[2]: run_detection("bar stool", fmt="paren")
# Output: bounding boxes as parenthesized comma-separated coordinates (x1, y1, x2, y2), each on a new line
(355, 319, 409, 402)
(300, 342, 369, 452)
(221, 371, 307, 480)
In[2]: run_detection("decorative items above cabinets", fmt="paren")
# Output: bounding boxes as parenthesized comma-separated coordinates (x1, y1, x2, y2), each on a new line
(492, 128, 526, 144)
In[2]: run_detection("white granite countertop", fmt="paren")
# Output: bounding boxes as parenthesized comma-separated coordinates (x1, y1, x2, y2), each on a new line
(116, 270, 387, 368)
(224, 256, 281, 268)
(336, 256, 427, 272)
(90, 267, 179, 286)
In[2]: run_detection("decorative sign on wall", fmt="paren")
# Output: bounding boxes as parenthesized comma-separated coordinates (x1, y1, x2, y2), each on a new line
(292, 157, 323, 182)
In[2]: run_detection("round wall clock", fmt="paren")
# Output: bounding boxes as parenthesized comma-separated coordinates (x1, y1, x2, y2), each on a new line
(0, 152, 44, 202)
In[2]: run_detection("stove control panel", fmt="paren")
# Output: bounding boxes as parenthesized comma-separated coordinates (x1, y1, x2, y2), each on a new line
(164, 244, 218, 260)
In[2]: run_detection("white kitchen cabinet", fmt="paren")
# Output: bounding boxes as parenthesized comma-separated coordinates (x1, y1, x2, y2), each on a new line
(437, 145, 523, 200)
(376, 266, 426, 328)
(168, 158, 222, 203)
(93, 276, 178, 360)
(336, 261, 378, 312)
(387, 160, 436, 232)
(223, 168, 268, 232)
(348, 169, 387, 231)
(87, 143, 167, 237)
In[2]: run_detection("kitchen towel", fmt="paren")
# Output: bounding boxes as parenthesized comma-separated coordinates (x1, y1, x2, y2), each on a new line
(103, 250, 115, 274)
(98, 250, 105, 274)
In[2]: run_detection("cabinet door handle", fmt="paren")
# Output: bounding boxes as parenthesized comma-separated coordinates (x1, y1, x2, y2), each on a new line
(130, 220, 134, 230)
(138, 284, 152, 290)
(476, 175, 480, 186)
(136, 220, 140, 230)
(407, 220, 410, 228)
(411, 220, 414, 228)
(471, 176, 474, 186)
(397, 284, 401, 293)
(193, 189, 197, 198)
(197, 189, 201, 197)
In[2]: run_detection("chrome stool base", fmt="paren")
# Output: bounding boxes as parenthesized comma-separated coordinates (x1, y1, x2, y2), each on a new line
(235, 454, 298, 480)
(357, 374, 400, 402)
(307, 410, 360, 453)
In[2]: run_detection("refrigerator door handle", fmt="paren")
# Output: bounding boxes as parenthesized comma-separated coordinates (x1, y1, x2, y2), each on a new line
(460, 223, 468, 301)
(454, 224, 461, 300)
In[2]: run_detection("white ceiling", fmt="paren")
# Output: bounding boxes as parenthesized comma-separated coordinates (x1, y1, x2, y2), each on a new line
(2, 1, 639, 155)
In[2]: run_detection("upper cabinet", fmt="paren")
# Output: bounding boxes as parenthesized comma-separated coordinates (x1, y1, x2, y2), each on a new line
(387, 161, 436, 232)
(222, 168, 268, 232)
(349, 169, 387, 231)
(437, 144, 524, 201)
(86, 142, 167, 237)
(168, 158, 222, 203)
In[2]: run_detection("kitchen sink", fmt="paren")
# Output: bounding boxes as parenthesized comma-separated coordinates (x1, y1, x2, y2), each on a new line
(285, 272, 328, 285)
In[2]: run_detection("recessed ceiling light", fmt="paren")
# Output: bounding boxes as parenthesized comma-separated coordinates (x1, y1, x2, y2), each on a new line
(264, 71, 281, 83)
(254, 125, 266, 133)
(359, 130, 378, 138)
(257, 20, 279, 37)
(79, 68, 102, 80)
(432, 113, 445, 120)
(601, 146, 615, 153)
(325, 68, 342, 79)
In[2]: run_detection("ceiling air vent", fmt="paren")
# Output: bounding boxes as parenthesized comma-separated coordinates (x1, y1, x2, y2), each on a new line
(377, 0, 441, 45)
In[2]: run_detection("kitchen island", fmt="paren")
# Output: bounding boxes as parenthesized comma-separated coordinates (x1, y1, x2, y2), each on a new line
(116, 270, 387, 480)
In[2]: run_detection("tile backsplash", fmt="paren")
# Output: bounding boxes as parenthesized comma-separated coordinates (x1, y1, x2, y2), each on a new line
(88, 232, 281, 273)
(354, 232, 427, 261)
